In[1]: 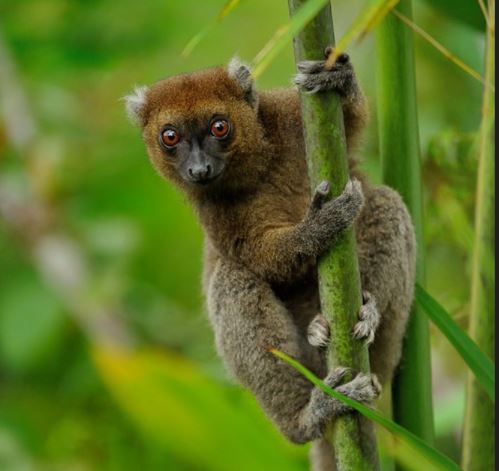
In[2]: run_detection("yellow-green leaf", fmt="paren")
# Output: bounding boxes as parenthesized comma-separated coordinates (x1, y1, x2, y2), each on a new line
(93, 346, 306, 471)
(326, 0, 399, 67)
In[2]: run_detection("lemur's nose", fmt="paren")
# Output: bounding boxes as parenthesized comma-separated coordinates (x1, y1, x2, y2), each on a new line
(189, 164, 212, 182)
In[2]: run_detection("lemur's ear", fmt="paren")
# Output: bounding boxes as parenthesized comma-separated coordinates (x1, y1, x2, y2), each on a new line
(227, 57, 258, 108)
(123, 85, 149, 127)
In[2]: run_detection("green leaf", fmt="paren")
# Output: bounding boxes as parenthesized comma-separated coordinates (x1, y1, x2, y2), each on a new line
(182, 0, 242, 57)
(415, 284, 495, 401)
(271, 349, 462, 471)
(419, 0, 486, 32)
(391, 9, 493, 91)
(252, 0, 330, 78)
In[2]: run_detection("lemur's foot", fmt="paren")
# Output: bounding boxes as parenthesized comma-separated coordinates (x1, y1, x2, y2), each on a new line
(294, 47, 357, 96)
(330, 371, 382, 414)
(308, 314, 330, 348)
(352, 291, 380, 345)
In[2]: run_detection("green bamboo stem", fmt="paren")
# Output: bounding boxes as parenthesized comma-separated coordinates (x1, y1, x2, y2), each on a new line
(462, 1, 495, 469)
(374, 0, 435, 452)
(288, 1, 378, 469)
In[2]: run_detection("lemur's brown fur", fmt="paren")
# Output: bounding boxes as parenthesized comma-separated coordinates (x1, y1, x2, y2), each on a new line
(126, 54, 415, 471)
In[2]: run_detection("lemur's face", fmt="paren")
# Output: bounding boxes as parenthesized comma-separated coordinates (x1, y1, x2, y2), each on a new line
(125, 60, 264, 193)
(155, 113, 230, 185)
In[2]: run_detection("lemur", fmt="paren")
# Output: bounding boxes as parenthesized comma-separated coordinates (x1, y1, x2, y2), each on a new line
(125, 50, 416, 470)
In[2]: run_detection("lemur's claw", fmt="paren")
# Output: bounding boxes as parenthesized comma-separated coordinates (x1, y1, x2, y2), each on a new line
(352, 291, 380, 345)
(308, 314, 330, 348)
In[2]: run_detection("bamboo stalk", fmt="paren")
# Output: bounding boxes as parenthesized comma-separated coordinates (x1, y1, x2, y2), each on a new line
(287, 1, 378, 469)
(374, 0, 435, 454)
(462, 1, 495, 468)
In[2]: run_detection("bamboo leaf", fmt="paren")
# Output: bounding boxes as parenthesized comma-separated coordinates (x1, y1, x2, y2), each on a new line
(326, 0, 399, 67)
(415, 284, 495, 401)
(182, 0, 242, 57)
(420, 0, 486, 31)
(271, 349, 462, 471)
(252, 0, 330, 78)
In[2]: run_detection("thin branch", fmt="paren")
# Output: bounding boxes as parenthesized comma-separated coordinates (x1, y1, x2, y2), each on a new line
(462, 0, 495, 463)
(392, 9, 495, 92)
(477, 0, 489, 26)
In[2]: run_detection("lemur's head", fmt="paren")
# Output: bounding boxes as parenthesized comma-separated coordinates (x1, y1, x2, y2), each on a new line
(125, 58, 268, 195)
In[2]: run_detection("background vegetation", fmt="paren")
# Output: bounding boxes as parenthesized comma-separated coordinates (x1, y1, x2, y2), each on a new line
(0, 0, 490, 469)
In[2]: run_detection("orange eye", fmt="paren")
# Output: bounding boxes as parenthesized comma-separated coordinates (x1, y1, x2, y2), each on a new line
(210, 119, 230, 139)
(160, 128, 180, 148)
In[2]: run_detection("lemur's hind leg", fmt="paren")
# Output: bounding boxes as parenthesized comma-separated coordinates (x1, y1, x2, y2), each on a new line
(355, 186, 417, 384)
(207, 258, 380, 444)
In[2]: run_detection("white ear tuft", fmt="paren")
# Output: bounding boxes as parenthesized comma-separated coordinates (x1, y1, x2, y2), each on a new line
(227, 56, 258, 108)
(123, 85, 149, 126)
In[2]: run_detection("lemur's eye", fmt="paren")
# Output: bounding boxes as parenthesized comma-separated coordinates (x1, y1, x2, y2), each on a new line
(210, 119, 230, 139)
(160, 128, 180, 148)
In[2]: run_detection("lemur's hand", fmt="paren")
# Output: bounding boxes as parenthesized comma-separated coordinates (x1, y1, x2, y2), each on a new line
(294, 47, 358, 97)
(304, 179, 364, 253)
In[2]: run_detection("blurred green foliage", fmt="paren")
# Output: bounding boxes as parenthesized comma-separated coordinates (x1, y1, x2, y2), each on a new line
(0, 0, 486, 469)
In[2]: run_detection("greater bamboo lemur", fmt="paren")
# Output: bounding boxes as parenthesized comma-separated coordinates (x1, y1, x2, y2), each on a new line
(125, 50, 416, 469)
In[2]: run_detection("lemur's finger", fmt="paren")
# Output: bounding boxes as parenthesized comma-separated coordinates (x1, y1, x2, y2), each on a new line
(324, 46, 349, 63)
(311, 180, 330, 210)
(337, 52, 350, 64)
(297, 60, 326, 74)
(337, 179, 364, 213)
(345, 178, 364, 201)
(323, 366, 355, 389)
